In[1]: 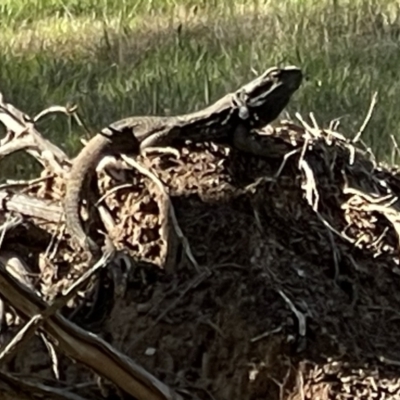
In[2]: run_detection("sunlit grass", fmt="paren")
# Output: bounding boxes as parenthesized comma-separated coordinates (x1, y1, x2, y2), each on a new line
(1, 0, 400, 178)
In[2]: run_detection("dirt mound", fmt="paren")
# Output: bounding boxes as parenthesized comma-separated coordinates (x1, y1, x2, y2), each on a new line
(1, 98, 400, 399)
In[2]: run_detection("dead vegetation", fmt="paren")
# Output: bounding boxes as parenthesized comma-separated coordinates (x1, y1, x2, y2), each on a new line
(1, 91, 400, 400)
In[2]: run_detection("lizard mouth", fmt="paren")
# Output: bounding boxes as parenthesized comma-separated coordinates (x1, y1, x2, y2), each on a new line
(278, 66, 303, 92)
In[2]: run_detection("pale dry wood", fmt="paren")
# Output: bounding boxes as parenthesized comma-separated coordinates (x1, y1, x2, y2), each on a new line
(0, 190, 63, 222)
(353, 92, 378, 143)
(0, 249, 112, 365)
(0, 92, 70, 175)
(0, 259, 183, 400)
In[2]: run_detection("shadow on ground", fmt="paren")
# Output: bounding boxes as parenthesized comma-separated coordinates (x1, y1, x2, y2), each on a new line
(2, 120, 400, 399)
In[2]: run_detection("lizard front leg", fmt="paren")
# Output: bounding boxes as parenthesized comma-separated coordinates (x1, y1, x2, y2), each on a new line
(233, 123, 273, 157)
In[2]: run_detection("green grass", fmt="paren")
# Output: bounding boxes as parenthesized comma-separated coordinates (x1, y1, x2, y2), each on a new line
(1, 0, 400, 178)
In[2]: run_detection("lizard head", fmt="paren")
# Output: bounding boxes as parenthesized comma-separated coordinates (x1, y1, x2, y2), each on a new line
(234, 65, 303, 127)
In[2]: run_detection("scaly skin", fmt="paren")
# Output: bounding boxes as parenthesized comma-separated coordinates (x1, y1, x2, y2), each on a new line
(64, 66, 303, 254)
(65, 134, 112, 253)
(64, 118, 174, 253)
(65, 124, 150, 253)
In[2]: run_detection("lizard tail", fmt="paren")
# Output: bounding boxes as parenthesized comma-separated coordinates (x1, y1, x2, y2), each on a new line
(64, 134, 109, 255)
(64, 171, 99, 254)
(64, 184, 99, 253)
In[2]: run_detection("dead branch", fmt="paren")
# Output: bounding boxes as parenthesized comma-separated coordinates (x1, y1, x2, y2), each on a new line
(0, 259, 183, 400)
(0, 92, 70, 175)
(0, 249, 113, 365)
(0, 190, 63, 223)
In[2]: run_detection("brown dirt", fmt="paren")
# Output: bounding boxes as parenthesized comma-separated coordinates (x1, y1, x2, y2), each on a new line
(3, 121, 400, 399)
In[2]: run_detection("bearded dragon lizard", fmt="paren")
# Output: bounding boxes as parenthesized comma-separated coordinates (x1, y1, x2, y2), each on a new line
(65, 66, 303, 255)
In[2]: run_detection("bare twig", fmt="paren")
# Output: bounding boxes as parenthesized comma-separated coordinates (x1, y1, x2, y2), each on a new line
(278, 290, 306, 338)
(299, 159, 319, 212)
(295, 113, 320, 138)
(0, 93, 70, 174)
(0, 191, 63, 222)
(0, 175, 54, 191)
(0, 259, 183, 400)
(390, 134, 400, 165)
(250, 326, 283, 343)
(0, 314, 43, 363)
(378, 355, 400, 367)
(33, 104, 78, 123)
(352, 92, 378, 143)
(274, 148, 302, 180)
(0, 249, 113, 364)
(309, 112, 320, 131)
